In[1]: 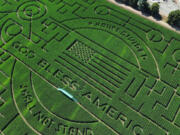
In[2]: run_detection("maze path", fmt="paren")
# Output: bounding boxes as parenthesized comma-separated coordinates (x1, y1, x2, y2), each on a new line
(0, 0, 179, 135)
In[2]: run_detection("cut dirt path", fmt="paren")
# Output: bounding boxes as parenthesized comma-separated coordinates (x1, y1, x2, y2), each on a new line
(107, 0, 180, 34)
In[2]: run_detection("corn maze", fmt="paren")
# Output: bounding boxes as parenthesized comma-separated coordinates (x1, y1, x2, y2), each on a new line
(0, 0, 180, 135)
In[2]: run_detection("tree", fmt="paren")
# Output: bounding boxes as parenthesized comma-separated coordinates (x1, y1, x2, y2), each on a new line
(129, 0, 139, 8)
(168, 10, 180, 27)
(138, 0, 150, 13)
(151, 2, 160, 16)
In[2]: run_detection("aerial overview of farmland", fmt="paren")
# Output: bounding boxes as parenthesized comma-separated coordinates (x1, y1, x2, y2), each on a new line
(0, 0, 179, 135)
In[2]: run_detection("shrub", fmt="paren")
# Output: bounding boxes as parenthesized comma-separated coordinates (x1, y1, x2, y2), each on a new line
(168, 10, 180, 27)
(129, 0, 139, 8)
(151, 2, 160, 16)
(138, 0, 150, 13)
